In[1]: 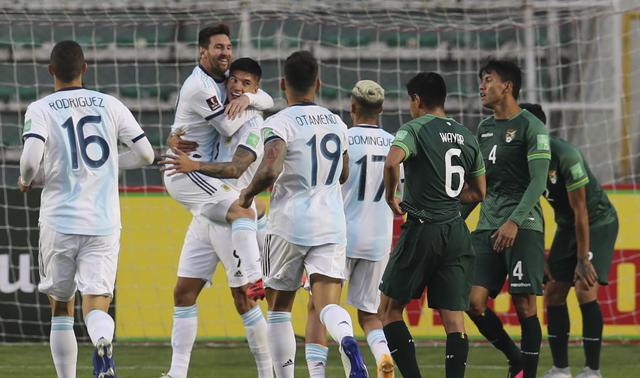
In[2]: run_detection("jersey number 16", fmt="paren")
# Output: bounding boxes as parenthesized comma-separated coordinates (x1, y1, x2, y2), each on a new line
(61, 115, 110, 169)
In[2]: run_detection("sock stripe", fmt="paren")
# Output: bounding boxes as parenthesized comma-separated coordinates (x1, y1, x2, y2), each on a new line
(242, 306, 264, 326)
(174, 305, 198, 318)
(305, 343, 329, 363)
(366, 329, 387, 345)
(232, 218, 257, 231)
(51, 316, 74, 331)
(267, 311, 291, 324)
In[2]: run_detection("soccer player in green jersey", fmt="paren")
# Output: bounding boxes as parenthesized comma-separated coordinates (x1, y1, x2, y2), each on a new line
(379, 72, 486, 378)
(463, 61, 551, 378)
(520, 103, 618, 378)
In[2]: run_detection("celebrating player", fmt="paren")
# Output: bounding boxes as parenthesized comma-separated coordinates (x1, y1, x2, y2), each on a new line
(519, 104, 618, 378)
(463, 60, 550, 378)
(18, 40, 155, 378)
(238, 50, 368, 378)
(304, 80, 396, 378)
(160, 25, 273, 378)
(379, 72, 486, 378)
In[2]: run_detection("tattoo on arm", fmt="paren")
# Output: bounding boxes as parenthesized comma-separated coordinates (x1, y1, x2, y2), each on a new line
(245, 139, 286, 197)
(197, 147, 256, 179)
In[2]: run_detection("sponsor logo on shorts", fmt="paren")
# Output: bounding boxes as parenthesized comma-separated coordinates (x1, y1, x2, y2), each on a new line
(282, 359, 294, 367)
(510, 282, 532, 287)
(234, 270, 243, 277)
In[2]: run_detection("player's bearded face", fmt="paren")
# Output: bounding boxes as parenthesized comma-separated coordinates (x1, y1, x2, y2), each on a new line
(479, 71, 507, 109)
(202, 34, 232, 76)
(227, 70, 259, 99)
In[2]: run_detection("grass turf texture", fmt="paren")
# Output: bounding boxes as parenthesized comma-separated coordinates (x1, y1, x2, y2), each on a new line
(0, 343, 638, 377)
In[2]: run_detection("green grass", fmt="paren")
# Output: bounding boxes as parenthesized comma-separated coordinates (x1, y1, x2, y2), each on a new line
(0, 342, 638, 377)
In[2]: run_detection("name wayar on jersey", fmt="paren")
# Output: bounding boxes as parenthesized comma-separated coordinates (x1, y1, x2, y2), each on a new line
(48, 96, 105, 111)
(439, 132, 465, 145)
(295, 113, 338, 126)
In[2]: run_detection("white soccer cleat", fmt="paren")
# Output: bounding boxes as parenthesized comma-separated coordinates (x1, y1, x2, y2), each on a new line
(575, 367, 602, 378)
(543, 366, 572, 378)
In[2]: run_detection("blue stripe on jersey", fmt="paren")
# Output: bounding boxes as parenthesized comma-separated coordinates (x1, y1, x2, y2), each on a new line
(264, 135, 284, 144)
(186, 172, 217, 195)
(132, 133, 146, 143)
(236, 144, 257, 160)
(23, 133, 46, 143)
(205, 108, 225, 120)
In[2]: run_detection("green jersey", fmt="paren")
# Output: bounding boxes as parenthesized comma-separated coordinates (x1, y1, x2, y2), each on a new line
(476, 109, 550, 232)
(545, 137, 617, 228)
(392, 114, 485, 223)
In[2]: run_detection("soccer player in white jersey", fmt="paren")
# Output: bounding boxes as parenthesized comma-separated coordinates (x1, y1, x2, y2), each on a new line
(304, 80, 396, 378)
(17, 40, 155, 378)
(160, 26, 273, 378)
(238, 50, 368, 378)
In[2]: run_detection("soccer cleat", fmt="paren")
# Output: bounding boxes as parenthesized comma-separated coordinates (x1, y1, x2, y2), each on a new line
(543, 366, 572, 378)
(92, 337, 116, 378)
(247, 279, 266, 300)
(377, 353, 395, 378)
(158, 374, 173, 378)
(339, 336, 369, 378)
(507, 363, 524, 378)
(575, 367, 602, 378)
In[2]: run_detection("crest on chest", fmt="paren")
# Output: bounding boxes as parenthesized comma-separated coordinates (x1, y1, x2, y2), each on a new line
(505, 128, 517, 143)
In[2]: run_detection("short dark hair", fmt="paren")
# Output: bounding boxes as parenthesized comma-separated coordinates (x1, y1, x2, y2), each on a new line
(406, 72, 447, 109)
(198, 24, 231, 48)
(520, 103, 547, 125)
(229, 57, 262, 80)
(50, 40, 85, 83)
(479, 60, 522, 99)
(284, 51, 318, 93)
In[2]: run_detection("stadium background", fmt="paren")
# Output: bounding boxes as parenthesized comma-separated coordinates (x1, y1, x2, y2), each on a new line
(1, 0, 639, 345)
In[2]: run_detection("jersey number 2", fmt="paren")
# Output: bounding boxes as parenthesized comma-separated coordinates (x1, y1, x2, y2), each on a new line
(307, 133, 341, 186)
(61, 115, 109, 169)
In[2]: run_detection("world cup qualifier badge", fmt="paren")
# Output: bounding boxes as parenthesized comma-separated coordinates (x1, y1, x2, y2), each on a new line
(505, 128, 517, 143)
(206, 95, 222, 112)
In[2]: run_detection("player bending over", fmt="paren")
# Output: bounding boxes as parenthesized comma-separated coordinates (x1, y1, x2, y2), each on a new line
(18, 40, 155, 378)
(238, 50, 368, 378)
(379, 72, 486, 378)
(520, 104, 618, 378)
(303, 80, 396, 378)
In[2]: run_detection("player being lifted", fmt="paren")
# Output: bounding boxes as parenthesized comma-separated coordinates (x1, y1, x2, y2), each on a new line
(519, 104, 618, 378)
(18, 40, 155, 378)
(238, 50, 368, 378)
(379, 72, 486, 378)
(160, 25, 273, 378)
(463, 61, 550, 378)
(304, 80, 396, 378)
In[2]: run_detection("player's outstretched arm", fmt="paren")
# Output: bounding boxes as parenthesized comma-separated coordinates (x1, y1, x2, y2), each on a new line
(225, 89, 274, 120)
(384, 146, 405, 216)
(568, 186, 597, 286)
(118, 136, 155, 169)
(18, 137, 45, 192)
(238, 138, 286, 208)
(160, 147, 255, 178)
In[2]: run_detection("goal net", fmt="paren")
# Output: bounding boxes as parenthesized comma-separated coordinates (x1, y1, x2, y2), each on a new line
(1, 0, 639, 342)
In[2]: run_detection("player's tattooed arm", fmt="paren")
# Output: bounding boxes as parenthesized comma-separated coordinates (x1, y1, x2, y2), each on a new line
(384, 146, 405, 216)
(160, 147, 256, 178)
(239, 139, 286, 208)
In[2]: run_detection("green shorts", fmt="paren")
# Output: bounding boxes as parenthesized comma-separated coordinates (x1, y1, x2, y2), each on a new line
(548, 218, 619, 285)
(379, 217, 475, 311)
(472, 228, 544, 298)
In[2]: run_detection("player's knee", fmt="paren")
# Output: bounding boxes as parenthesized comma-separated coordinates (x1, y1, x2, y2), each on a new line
(513, 295, 537, 319)
(574, 283, 598, 305)
(466, 300, 486, 317)
(50, 300, 74, 317)
(173, 285, 198, 306)
(231, 287, 253, 314)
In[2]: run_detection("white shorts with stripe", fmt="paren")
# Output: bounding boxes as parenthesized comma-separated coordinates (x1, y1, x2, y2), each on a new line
(262, 234, 346, 291)
(177, 216, 261, 288)
(345, 255, 389, 314)
(163, 170, 238, 217)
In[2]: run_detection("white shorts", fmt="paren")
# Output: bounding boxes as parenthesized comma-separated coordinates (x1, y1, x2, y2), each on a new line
(345, 256, 389, 314)
(163, 171, 239, 217)
(263, 234, 346, 291)
(37, 224, 120, 301)
(177, 216, 261, 288)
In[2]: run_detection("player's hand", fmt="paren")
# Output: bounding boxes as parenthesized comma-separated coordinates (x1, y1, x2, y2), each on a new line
(575, 257, 598, 287)
(17, 176, 32, 193)
(544, 258, 555, 283)
(167, 130, 198, 153)
(386, 196, 404, 216)
(238, 188, 254, 209)
(492, 219, 518, 253)
(158, 149, 200, 176)
(225, 95, 250, 120)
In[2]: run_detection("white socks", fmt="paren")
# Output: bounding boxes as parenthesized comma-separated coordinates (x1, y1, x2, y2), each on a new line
(232, 218, 261, 277)
(257, 215, 268, 252)
(242, 306, 273, 378)
(168, 305, 198, 378)
(319, 304, 354, 343)
(50, 316, 77, 378)
(267, 311, 296, 378)
(305, 343, 328, 378)
(84, 309, 114, 346)
(366, 328, 391, 363)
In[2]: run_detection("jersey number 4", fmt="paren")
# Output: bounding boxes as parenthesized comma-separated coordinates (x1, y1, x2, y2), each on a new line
(61, 115, 110, 169)
(306, 133, 341, 186)
(355, 154, 385, 202)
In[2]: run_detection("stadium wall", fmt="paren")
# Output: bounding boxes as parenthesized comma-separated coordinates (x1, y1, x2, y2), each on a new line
(114, 188, 640, 340)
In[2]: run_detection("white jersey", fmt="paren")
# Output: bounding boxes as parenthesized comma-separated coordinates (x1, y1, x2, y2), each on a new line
(171, 65, 227, 162)
(22, 87, 146, 235)
(213, 109, 264, 189)
(264, 103, 348, 246)
(341, 125, 395, 260)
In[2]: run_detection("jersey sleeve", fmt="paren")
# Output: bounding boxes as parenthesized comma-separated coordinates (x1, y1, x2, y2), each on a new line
(192, 83, 225, 121)
(262, 114, 289, 144)
(244, 89, 274, 111)
(237, 120, 263, 160)
(525, 118, 551, 161)
(558, 145, 589, 192)
(392, 122, 417, 161)
(468, 135, 486, 177)
(22, 104, 48, 143)
(114, 100, 146, 146)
